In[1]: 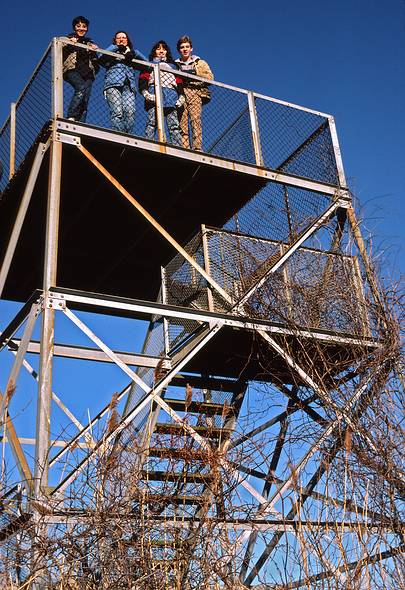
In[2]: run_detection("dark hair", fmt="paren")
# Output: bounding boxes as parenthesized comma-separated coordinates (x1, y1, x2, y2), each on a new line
(177, 35, 192, 52)
(72, 16, 89, 29)
(149, 40, 174, 63)
(113, 31, 134, 50)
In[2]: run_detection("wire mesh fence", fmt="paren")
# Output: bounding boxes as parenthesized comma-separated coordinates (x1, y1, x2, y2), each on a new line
(162, 225, 370, 338)
(255, 97, 339, 185)
(0, 46, 52, 195)
(225, 182, 334, 243)
(0, 39, 343, 199)
(0, 121, 11, 194)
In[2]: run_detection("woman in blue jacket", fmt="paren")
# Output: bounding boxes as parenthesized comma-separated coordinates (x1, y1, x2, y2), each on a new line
(139, 40, 184, 146)
(100, 31, 146, 134)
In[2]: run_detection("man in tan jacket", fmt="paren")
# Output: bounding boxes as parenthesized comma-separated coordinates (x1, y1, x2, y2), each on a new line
(175, 36, 213, 151)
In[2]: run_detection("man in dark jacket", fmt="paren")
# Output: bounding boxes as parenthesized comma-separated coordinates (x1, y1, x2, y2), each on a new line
(62, 16, 99, 122)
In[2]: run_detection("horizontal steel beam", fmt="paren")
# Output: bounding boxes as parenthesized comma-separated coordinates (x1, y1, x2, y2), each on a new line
(42, 513, 404, 534)
(8, 338, 168, 369)
(0, 436, 91, 449)
(49, 288, 380, 348)
(55, 122, 344, 197)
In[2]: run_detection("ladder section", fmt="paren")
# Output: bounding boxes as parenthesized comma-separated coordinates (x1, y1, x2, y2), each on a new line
(137, 375, 247, 580)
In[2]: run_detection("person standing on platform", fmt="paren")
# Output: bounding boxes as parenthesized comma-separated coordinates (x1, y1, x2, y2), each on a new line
(175, 35, 213, 151)
(62, 16, 99, 122)
(139, 41, 184, 147)
(100, 31, 147, 134)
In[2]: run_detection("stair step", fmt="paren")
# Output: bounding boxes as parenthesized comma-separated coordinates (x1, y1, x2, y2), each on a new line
(154, 423, 232, 439)
(148, 447, 211, 461)
(141, 470, 214, 482)
(134, 492, 206, 506)
(164, 398, 233, 416)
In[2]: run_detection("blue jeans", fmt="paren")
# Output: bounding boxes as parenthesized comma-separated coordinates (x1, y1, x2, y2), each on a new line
(145, 107, 182, 146)
(105, 85, 136, 134)
(65, 71, 93, 122)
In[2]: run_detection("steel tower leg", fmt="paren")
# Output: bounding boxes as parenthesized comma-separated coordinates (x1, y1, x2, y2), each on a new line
(34, 137, 62, 498)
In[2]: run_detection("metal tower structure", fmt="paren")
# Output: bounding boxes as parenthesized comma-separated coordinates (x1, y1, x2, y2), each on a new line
(0, 38, 403, 588)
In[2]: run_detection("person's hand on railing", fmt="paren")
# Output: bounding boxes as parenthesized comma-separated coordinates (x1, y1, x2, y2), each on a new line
(124, 50, 135, 64)
(142, 90, 155, 103)
(176, 95, 185, 108)
(62, 36, 98, 51)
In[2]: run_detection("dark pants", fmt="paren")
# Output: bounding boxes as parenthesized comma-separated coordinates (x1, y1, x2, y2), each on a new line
(65, 71, 93, 122)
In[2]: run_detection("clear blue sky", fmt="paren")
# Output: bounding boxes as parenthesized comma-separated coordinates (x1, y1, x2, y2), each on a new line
(1, 0, 404, 276)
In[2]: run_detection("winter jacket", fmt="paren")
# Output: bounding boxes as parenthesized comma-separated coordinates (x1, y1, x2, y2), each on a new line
(175, 55, 213, 88)
(100, 44, 147, 92)
(62, 33, 99, 80)
(139, 58, 184, 110)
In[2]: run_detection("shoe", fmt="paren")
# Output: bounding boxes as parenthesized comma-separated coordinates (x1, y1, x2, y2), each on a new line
(68, 117, 75, 121)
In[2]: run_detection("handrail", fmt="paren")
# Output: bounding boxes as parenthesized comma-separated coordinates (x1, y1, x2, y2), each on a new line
(0, 38, 345, 196)
(59, 38, 332, 118)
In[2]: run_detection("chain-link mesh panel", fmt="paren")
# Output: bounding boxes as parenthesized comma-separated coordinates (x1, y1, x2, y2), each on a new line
(255, 97, 339, 185)
(0, 48, 52, 195)
(0, 121, 11, 194)
(247, 248, 367, 335)
(0, 41, 342, 199)
(163, 232, 210, 353)
(225, 182, 333, 242)
(59, 43, 342, 183)
(124, 311, 166, 420)
(202, 87, 255, 163)
(163, 226, 369, 337)
(62, 48, 257, 165)
(205, 230, 279, 300)
(13, 49, 52, 171)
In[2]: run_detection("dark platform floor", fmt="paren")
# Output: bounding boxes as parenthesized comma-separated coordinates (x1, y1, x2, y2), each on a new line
(0, 124, 267, 302)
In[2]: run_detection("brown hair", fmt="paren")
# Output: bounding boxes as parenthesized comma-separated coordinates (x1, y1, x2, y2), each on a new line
(177, 35, 193, 52)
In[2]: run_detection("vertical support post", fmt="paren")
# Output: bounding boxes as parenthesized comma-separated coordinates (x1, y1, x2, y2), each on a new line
(154, 63, 166, 144)
(9, 102, 16, 179)
(283, 186, 295, 241)
(161, 266, 170, 356)
(34, 137, 62, 498)
(248, 92, 263, 167)
(280, 244, 293, 319)
(346, 206, 386, 317)
(201, 225, 214, 312)
(328, 115, 347, 188)
(352, 256, 371, 337)
(52, 37, 64, 119)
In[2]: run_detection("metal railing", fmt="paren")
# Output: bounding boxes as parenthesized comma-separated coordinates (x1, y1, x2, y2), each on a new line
(163, 226, 371, 338)
(0, 38, 347, 195)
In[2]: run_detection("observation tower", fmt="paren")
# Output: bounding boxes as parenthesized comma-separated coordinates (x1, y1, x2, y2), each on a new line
(0, 38, 403, 589)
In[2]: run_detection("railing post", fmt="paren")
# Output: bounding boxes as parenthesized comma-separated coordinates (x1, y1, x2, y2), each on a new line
(248, 92, 263, 167)
(9, 102, 16, 179)
(201, 224, 214, 312)
(161, 266, 170, 356)
(328, 115, 347, 188)
(154, 63, 166, 143)
(280, 243, 293, 319)
(52, 37, 64, 119)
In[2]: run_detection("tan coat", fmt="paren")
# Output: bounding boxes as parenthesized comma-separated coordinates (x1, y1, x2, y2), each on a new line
(194, 59, 214, 81)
